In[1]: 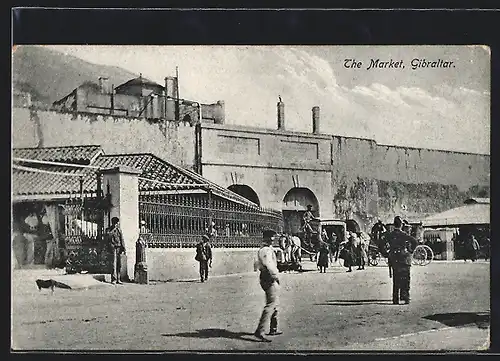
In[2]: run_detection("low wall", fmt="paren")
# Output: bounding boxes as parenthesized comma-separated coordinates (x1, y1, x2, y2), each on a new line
(146, 248, 259, 281)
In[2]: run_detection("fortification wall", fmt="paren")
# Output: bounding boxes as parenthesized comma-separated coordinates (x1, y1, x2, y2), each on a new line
(330, 136, 490, 227)
(12, 108, 196, 170)
(12, 107, 490, 231)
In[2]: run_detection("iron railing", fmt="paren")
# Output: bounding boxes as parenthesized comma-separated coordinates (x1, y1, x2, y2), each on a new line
(63, 174, 111, 273)
(139, 189, 283, 248)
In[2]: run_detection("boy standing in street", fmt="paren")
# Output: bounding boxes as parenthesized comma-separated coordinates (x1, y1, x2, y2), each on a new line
(195, 235, 213, 282)
(106, 217, 126, 285)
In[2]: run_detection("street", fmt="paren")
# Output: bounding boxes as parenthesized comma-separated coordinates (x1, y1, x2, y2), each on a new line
(11, 261, 490, 351)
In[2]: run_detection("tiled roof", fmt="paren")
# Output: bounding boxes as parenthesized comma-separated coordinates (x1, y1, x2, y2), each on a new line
(13, 145, 104, 165)
(12, 150, 260, 207)
(12, 166, 97, 197)
(93, 154, 199, 190)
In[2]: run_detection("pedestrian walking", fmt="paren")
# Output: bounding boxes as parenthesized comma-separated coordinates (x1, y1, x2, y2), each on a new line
(340, 233, 355, 272)
(105, 217, 126, 285)
(22, 209, 39, 266)
(357, 232, 369, 270)
(384, 216, 418, 305)
(328, 231, 338, 263)
(195, 235, 212, 282)
(317, 240, 329, 273)
(254, 229, 282, 342)
(464, 234, 480, 262)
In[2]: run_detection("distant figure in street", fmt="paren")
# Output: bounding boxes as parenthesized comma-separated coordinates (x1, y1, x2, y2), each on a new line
(317, 240, 329, 273)
(195, 235, 213, 282)
(464, 234, 480, 262)
(327, 231, 338, 263)
(340, 232, 355, 272)
(302, 205, 316, 235)
(105, 217, 126, 285)
(371, 220, 387, 249)
(23, 210, 39, 266)
(40, 206, 55, 267)
(290, 234, 302, 264)
(384, 216, 418, 304)
(350, 231, 362, 270)
(357, 232, 369, 270)
(254, 229, 282, 342)
(402, 220, 412, 235)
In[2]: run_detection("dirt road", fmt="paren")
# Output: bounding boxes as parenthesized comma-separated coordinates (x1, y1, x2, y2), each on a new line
(11, 261, 490, 351)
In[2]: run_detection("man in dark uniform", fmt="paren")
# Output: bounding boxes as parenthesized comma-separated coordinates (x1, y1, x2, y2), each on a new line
(384, 216, 418, 305)
(105, 217, 126, 284)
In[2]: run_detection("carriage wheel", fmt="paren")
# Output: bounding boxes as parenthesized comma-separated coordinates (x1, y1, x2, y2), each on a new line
(412, 245, 428, 266)
(420, 245, 434, 266)
(368, 252, 380, 266)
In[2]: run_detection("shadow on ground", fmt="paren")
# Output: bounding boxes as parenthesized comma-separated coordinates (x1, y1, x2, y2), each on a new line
(150, 279, 199, 284)
(423, 312, 490, 329)
(162, 328, 262, 343)
(316, 299, 394, 306)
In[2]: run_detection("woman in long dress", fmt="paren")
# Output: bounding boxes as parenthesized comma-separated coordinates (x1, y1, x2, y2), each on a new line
(317, 240, 330, 273)
(340, 232, 355, 272)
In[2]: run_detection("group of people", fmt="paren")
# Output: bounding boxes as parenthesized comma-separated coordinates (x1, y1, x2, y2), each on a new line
(337, 230, 371, 272)
(13, 203, 59, 269)
(274, 234, 302, 272)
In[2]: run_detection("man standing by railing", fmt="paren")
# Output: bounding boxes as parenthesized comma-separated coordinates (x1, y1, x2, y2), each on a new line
(195, 235, 212, 283)
(105, 217, 126, 285)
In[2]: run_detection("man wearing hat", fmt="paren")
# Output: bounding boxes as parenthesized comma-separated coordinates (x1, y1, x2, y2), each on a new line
(384, 216, 418, 304)
(195, 235, 213, 282)
(254, 228, 282, 342)
(105, 217, 126, 284)
(302, 205, 316, 233)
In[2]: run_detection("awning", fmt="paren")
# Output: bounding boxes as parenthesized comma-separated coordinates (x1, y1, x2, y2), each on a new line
(422, 203, 490, 227)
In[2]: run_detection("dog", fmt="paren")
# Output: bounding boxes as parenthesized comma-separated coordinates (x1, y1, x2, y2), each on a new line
(35, 279, 72, 293)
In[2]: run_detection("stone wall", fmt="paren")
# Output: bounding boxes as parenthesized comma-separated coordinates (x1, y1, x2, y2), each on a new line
(146, 248, 258, 281)
(330, 136, 490, 228)
(12, 108, 196, 170)
(200, 123, 334, 216)
(12, 107, 490, 232)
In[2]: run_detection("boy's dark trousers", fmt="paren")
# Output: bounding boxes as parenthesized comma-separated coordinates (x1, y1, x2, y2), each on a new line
(199, 260, 209, 281)
(111, 247, 122, 283)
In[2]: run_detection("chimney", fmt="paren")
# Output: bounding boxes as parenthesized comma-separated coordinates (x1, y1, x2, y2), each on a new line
(277, 99, 285, 130)
(312, 106, 320, 134)
(164, 76, 178, 99)
(98, 77, 110, 94)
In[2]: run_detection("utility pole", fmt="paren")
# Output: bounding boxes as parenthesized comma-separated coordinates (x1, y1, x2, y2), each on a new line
(110, 84, 115, 115)
(175, 66, 180, 122)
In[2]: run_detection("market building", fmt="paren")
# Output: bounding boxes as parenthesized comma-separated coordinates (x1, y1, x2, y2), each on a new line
(12, 145, 283, 279)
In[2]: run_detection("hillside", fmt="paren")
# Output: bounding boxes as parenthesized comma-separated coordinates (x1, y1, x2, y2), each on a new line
(12, 45, 139, 106)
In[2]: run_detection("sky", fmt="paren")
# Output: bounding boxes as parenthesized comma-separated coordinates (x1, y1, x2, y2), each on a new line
(46, 45, 490, 155)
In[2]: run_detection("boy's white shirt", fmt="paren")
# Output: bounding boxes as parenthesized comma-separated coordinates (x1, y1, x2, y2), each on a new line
(254, 245, 279, 278)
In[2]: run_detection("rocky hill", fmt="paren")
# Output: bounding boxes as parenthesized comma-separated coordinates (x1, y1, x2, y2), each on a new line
(12, 45, 138, 107)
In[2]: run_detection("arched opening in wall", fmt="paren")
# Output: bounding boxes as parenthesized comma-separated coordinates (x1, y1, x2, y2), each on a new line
(282, 187, 319, 235)
(182, 114, 192, 124)
(227, 184, 260, 206)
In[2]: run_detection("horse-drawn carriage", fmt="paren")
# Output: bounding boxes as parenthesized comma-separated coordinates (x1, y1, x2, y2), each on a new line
(298, 218, 348, 262)
(368, 221, 434, 267)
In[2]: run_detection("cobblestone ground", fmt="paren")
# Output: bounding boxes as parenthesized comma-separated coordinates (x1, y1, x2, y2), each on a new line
(11, 261, 490, 352)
